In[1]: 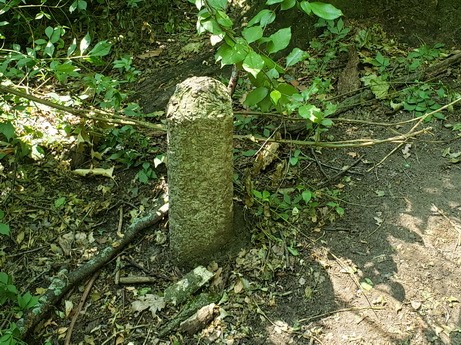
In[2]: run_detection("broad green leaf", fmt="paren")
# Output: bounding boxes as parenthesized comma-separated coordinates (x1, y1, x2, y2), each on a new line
(243, 50, 265, 78)
(199, 18, 224, 35)
(216, 42, 248, 66)
(208, 0, 227, 10)
(0, 223, 9, 236)
(242, 26, 263, 43)
(281, 0, 296, 10)
(89, 41, 111, 57)
(286, 47, 309, 67)
(216, 11, 233, 28)
(266, 0, 284, 4)
(0, 122, 15, 141)
(248, 9, 276, 27)
(267, 27, 291, 54)
(321, 118, 333, 127)
(309, 2, 342, 20)
(80, 32, 91, 54)
(34, 39, 47, 45)
(45, 26, 53, 39)
(277, 83, 297, 96)
(49, 27, 61, 44)
(244, 87, 269, 106)
(299, 1, 312, 15)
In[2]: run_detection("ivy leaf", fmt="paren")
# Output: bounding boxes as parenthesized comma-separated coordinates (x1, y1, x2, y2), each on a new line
(286, 47, 309, 67)
(80, 32, 91, 55)
(267, 27, 291, 54)
(243, 50, 265, 78)
(242, 26, 263, 43)
(244, 87, 269, 106)
(309, 2, 342, 20)
(89, 41, 111, 57)
(266, 0, 284, 4)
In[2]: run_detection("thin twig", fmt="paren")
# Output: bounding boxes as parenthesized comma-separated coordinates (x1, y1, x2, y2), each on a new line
(64, 272, 99, 345)
(367, 143, 404, 172)
(299, 306, 385, 323)
(317, 155, 364, 187)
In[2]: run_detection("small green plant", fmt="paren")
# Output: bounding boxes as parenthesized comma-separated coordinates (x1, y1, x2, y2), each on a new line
(400, 83, 447, 119)
(0, 272, 40, 345)
(406, 44, 444, 71)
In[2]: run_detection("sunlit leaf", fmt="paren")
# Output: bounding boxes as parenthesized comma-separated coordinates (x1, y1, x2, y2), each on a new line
(243, 50, 265, 78)
(80, 32, 91, 54)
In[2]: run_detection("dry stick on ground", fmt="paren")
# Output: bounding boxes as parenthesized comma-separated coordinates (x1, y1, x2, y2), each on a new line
(366, 97, 461, 172)
(64, 271, 99, 345)
(22, 201, 169, 340)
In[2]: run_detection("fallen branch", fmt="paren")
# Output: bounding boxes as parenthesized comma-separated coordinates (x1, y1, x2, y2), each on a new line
(0, 84, 166, 132)
(22, 201, 169, 341)
(235, 127, 431, 148)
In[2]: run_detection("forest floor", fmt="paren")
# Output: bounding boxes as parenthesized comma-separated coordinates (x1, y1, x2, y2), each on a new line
(2, 6, 461, 345)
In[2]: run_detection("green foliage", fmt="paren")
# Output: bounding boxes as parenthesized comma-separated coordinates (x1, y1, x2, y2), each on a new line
(399, 84, 447, 120)
(252, 185, 343, 223)
(189, 0, 342, 140)
(0, 272, 39, 345)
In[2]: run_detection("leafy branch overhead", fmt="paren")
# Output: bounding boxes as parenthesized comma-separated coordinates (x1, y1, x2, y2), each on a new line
(189, 0, 342, 134)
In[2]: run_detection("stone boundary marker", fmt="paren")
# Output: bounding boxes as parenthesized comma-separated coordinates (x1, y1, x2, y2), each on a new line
(167, 76, 236, 267)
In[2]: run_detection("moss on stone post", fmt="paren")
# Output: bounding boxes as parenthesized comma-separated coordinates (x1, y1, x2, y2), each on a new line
(167, 77, 234, 267)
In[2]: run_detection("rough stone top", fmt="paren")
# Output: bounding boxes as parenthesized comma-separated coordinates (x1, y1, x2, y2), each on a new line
(167, 76, 232, 121)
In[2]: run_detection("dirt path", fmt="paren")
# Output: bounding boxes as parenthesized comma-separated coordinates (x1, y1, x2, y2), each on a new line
(246, 119, 461, 345)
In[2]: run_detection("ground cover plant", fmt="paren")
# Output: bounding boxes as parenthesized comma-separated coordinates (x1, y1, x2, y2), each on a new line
(1, 0, 461, 344)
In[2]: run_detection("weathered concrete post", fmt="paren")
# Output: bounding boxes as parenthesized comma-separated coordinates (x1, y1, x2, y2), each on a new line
(167, 76, 234, 267)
